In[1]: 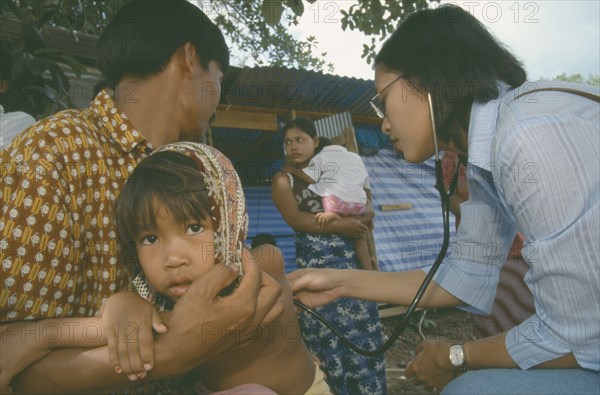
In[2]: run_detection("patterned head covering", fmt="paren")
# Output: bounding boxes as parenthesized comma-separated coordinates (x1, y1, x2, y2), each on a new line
(131, 142, 248, 308)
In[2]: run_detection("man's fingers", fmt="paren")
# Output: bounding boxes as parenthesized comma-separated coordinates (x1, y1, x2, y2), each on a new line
(254, 271, 283, 325)
(192, 264, 239, 299)
(232, 251, 261, 301)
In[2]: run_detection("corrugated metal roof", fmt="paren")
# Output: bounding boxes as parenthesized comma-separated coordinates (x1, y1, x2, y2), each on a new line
(222, 66, 377, 117)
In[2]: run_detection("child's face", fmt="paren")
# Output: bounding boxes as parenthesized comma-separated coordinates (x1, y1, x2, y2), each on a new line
(136, 201, 215, 301)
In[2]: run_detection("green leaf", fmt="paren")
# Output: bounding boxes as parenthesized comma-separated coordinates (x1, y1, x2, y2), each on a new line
(287, 0, 304, 17)
(21, 22, 47, 52)
(27, 58, 49, 77)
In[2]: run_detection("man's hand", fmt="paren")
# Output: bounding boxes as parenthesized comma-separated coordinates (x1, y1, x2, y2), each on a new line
(98, 292, 167, 381)
(157, 250, 283, 373)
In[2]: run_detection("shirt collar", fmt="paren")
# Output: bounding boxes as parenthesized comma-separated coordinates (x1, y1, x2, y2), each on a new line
(320, 145, 346, 153)
(467, 81, 510, 166)
(91, 90, 153, 154)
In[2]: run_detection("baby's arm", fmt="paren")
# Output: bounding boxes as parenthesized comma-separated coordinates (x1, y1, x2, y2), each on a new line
(282, 162, 316, 184)
(314, 212, 341, 229)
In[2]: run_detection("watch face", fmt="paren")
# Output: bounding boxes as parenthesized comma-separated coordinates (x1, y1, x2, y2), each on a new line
(449, 345, 464, 367)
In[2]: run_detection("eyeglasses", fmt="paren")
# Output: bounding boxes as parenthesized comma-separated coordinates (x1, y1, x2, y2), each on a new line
(369, 75, 403, 119)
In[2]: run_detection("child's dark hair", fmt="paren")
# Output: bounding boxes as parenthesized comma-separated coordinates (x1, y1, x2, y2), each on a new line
(97, 0, 229, 88)
(115, 151, 212, 275)
(375, 4, 526, 151)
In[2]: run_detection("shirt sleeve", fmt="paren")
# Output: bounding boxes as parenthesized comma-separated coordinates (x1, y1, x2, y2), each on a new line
(493, 109, 600, 370)
(303, 154, 321, 183)
(357, 155, 371, 190)
(425, 164, 516, 315)
(1, 135, 76, 321)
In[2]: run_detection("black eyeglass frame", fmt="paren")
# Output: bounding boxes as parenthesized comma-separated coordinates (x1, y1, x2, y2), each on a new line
(369, 75, 403, 118)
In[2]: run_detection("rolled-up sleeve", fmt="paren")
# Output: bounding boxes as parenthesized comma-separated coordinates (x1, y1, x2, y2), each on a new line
(494, 103, 600, 370)
(426, 165, 516, 315)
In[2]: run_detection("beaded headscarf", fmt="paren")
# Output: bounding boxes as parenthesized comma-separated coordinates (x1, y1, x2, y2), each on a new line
(131, 142, 248, 309)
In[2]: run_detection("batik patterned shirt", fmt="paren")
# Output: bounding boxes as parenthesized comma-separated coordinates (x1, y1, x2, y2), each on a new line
(1, 90, 154, 322)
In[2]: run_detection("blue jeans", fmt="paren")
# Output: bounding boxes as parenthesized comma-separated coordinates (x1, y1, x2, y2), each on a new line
(442, 369, 600, 395)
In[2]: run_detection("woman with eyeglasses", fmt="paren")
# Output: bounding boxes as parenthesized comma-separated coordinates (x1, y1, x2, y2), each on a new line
(289, 4, 599, 394)
(271, 117, 387, 395)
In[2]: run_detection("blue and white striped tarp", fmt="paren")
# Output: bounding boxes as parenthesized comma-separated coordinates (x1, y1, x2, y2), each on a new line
(361, 147, 456, 272)
(244, 147, 455, 273)
(244, 186, 297, 272)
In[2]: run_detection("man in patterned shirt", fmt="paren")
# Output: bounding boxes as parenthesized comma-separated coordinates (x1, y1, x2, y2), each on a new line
(0, 1, 282, 392)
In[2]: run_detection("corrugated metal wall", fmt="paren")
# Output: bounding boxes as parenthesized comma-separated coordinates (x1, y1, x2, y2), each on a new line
(245, 145, 455, 273)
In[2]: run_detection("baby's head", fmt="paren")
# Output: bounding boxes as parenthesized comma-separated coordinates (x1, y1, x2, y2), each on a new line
(116, 143, 247, 306)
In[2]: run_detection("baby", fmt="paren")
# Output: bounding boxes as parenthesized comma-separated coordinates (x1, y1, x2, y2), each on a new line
(288, 141, 374, 270)
(115, 142, 331, 394)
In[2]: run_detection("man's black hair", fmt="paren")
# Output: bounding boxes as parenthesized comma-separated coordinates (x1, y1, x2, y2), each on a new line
(97, 0, 229, 87)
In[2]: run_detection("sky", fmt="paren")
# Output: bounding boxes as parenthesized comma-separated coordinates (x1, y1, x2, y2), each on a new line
(287, 0, 600, 81)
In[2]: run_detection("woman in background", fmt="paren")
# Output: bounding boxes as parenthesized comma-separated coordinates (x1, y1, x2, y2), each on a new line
(272, 118, 387, 395)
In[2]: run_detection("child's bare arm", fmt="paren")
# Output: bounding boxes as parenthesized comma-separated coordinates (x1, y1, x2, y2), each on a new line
(314, 212, 341, 229)
(251, 245, 286, 284)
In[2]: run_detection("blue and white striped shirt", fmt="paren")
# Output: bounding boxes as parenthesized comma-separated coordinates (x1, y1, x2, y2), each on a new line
(430, 80, 600, 370)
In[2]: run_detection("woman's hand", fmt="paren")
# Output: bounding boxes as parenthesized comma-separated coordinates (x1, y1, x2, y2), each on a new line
(98, 292, 168, 381)
(404, 340, 457, 392)
(287, 268, 344, 308)
(314, 212, 341, 229)
(330, 217, 368, 239)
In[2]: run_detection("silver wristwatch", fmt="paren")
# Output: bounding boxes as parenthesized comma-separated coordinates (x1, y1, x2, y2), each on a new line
(449, 344, 467, 371)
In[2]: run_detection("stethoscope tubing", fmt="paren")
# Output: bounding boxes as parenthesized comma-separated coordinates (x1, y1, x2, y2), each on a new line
(294, 160, 459, 356)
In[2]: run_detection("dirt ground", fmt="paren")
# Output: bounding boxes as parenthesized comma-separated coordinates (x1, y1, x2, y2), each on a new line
(381, 307, 474, 394)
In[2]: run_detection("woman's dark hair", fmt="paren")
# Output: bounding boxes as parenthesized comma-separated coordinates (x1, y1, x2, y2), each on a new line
(375, 4, 527, 149)
(115, 151, 212, 275)
(282, 117, 317, 138)
(97, 0, 229, 87)
(281, 117, 331, 153)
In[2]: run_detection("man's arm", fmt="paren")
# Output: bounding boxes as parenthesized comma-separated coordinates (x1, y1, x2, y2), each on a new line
(9, 258, 283, 394)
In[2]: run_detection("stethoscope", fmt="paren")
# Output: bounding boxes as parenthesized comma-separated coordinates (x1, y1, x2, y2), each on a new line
(293, 93, 461, 356)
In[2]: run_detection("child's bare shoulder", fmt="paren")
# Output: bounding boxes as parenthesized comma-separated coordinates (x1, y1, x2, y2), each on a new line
(251, 244, 285, 281)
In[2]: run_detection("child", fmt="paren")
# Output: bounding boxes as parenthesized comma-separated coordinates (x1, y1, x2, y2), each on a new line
(285, 140, 374, 270)
(115, 142, 331, 394)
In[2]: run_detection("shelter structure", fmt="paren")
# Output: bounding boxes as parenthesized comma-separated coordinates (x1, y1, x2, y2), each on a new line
(0, 16, 454, 274)
(211, 66, 455, 273)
